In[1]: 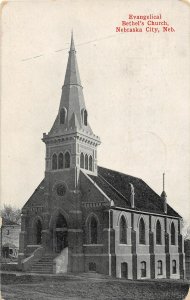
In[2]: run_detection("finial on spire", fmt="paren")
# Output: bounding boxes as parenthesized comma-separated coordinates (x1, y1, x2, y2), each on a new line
(70, 30, 75, 52)
(161, 172, 167, 213)
(163, 172, 165, 191)
(161, 172, 167, 197)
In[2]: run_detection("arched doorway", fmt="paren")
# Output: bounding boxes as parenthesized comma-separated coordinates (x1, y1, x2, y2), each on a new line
(36, 220, 42, 245)
(55, 214, 68, 253)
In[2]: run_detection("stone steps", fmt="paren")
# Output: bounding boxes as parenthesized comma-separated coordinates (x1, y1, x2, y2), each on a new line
(30, 254, 55, 274)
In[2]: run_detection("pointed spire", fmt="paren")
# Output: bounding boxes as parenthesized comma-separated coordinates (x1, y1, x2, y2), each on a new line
(70, 30, 75, 52)
(63, 32, 81, 87)
(48, 33, 94, 136)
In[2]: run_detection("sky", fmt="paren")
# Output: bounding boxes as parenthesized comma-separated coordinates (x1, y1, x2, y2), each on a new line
(1, 0, 190, 223)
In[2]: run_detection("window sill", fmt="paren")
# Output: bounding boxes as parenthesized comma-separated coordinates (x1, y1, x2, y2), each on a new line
(51, 168, 71, 172)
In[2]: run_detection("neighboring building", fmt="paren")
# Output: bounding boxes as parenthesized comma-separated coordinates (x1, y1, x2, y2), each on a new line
(2, 243, 18, 259)
(184, 239, 190, 280)
(19, 34, 185, 279)
(1, 218, 20, 259)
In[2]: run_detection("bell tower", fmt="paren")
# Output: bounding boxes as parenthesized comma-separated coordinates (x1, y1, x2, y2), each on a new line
(42, 33, 101, 186)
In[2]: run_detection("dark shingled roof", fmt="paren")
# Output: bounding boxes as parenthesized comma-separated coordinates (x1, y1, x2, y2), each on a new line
(89, 166, 181, 218)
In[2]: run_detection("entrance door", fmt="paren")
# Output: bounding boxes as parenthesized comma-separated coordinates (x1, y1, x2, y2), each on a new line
(56, 229, 68, 252)
(55, 214, 68, 253)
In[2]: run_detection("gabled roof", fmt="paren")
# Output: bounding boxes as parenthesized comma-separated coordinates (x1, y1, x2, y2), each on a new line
(89, 166, 181, 218)
(23, 179, 46, 209)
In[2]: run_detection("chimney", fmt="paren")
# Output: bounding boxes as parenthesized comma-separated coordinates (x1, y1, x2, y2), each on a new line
(129, 183, 135, 208)
(161, 173, 167, 214)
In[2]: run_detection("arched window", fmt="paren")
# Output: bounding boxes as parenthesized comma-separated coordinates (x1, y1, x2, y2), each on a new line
(90, 216, 98, 244)
(52, 153, 57, 170)
(36, 220, 42, 245)
(156, 220, 162, 245)
(84, 110, 87, 126)
(60, 108, 66, 124)
(64, 152, 70, 168)
(171, 222, 176, 245)
(139, 218, 145, 244)
(120, 216, 127, 244)
(172, 260, 177, 274)
(89, 156, 93, 171)
(121, 262, 128, 278)
(141, 261, 146, 278)
(80, 153, 84, 168)
(85, 154, 88, 170)
(157, 260, 163, 275)
(58, 153, 64, 169)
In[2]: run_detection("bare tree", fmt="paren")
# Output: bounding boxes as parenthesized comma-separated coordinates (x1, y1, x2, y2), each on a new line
(0, 204, 21, 224)
(182, 219, 190, 240)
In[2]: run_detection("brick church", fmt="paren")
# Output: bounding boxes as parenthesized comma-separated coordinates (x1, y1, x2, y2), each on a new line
(19, 34, 185, 279)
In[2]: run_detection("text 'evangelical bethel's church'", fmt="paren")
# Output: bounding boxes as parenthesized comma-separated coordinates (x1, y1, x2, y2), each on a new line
(18, 34, 185, 279)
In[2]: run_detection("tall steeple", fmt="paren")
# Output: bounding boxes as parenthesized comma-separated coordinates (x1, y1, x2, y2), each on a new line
(42, 33, 100, 176)
(47, 32, 94, 136)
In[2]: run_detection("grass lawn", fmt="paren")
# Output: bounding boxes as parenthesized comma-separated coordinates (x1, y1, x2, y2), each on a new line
(1, 272, 189, 300)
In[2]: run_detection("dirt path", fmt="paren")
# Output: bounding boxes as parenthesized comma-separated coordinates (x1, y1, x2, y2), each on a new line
(1, 273, 189, 300)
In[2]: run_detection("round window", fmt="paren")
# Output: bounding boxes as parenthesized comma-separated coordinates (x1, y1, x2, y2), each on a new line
(56, 184, 66, 196)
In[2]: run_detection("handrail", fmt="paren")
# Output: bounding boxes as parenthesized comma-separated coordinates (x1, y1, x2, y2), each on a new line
(22, 246, 45, 271)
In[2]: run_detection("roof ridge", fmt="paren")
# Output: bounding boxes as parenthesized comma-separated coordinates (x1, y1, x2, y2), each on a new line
(98, 165, 142, 181)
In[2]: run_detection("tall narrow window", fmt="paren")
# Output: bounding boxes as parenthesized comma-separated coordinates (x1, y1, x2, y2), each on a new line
(36, 220, 42, 245)
(60, 108, 66, 124)
(58, 153, 64, 169)
(172, 260, 177, 274)
(84, 110, 87, 126)
(80, 153, 84, 168)
(141, 261, 146, 278)
(139, 218, 146, 244)
(65, 152, 70, 168)
(85, 154, 88, 170)
(120, 216, 127, 244)
(157, 260, 163, 275)
(52, 154, 57, 170)
(121, 262, 128, 278)
(89, 262, 96, 272)
(171, 222, 176, 245)
(90, 217, 98, 244)
(156, 220, 162, 245)
(89, 155, 93, 171)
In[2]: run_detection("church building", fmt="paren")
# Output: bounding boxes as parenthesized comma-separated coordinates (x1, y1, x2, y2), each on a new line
(18, 34, 185, 279)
